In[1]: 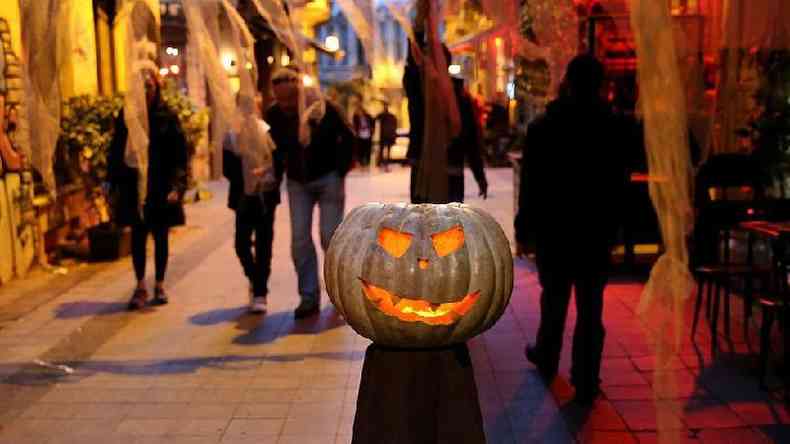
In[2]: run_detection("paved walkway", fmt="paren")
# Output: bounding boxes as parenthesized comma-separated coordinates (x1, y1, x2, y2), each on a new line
(0, 167, 787, 443)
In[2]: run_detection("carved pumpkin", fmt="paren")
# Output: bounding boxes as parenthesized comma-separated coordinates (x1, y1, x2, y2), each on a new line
(325, 203, 513, 347)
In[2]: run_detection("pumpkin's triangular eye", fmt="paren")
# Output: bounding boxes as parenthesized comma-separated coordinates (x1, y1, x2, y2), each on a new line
(431, 225, 465, 257)
(378, 227, 413, 258)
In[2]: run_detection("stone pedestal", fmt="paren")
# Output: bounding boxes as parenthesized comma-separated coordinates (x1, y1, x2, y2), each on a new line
(352, 343, 486, 444)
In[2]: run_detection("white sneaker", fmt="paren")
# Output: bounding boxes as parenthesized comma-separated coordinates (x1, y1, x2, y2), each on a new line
(250, 296, 267, 314)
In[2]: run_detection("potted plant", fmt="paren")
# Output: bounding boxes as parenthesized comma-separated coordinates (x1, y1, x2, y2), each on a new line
(58, 94, 126, 260)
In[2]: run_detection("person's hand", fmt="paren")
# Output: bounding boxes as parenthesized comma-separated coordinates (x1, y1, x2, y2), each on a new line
(167, 191, 180, 204)
(478, 179, 488, 200)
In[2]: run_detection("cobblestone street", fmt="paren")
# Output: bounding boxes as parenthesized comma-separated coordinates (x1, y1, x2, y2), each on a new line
(0, 167, 788, 443)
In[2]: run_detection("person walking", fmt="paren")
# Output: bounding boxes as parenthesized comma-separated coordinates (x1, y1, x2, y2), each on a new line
(108, 72, 189, 310)
(514, 55, 628, 404)
(265, 68, 354, 319)
(375, 102, 398, 171)
(351, 100, 374, 169)
(223, 96, 284, 314)
(403, 39, 487, 204)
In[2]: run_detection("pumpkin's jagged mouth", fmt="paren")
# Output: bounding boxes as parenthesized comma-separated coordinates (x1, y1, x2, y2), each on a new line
(359, 278, 480, 326)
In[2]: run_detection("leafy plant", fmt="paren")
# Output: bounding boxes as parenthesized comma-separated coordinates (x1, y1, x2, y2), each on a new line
(58, 94, 124, 186)
(58, 82, 208, 189)
(160, 79, 210, 160)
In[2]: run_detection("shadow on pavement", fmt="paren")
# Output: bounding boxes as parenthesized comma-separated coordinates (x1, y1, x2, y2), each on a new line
(190, 305, 348, 346)
(0, 348, 365, 387)
(54, 301, 129, 319)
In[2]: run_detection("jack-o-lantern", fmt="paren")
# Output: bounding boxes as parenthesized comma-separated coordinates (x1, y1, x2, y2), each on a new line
(325, 203, 513, 347)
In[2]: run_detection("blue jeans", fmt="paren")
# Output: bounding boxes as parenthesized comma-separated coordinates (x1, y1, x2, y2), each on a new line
(287, 172, 345, 304)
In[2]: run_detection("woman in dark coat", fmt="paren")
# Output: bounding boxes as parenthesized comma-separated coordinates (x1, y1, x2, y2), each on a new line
(108, 73, 188, 310)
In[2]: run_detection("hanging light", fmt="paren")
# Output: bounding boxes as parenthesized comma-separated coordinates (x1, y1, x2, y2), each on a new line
(448, 64, 462, 76)
(302, 74, 315, 87)
(281, 54, 291, 66)
(170, 65, 180, 75)
(159, 67, 170, 76)
(267, 56, 275, 64)
(245, 61, 254, 70)
(324, 35, 340, 53)
(221, 53, 236, 71)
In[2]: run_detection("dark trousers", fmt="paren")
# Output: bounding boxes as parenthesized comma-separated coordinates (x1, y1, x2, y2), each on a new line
(378, 141, 393, 166)
(234, 197, 276, 298)
(357, 139, 372, 167)
(534, 246, 609, 389)
(132, 223, 170, 282)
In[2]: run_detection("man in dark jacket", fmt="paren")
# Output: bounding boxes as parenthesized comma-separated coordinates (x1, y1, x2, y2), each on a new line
(514, 55, 628, 404)
(108, 72, 188, 310)
(223, 98, 285, 314)
(403, 36, 487, 203)
(266, 68, 354, 319)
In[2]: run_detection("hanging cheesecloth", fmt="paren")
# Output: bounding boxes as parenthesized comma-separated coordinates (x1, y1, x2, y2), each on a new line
(386, 0, 460, 203)
(117, 0, 159, 205)
(182, 0, 275, 184)
(712, 0, 790, 157)
(630, 2, 696, 443)
(247, 0, 328, 148)
(334, 0, 385, 84)
(20, 0, 68, 195)
(518, 0, 578, 98)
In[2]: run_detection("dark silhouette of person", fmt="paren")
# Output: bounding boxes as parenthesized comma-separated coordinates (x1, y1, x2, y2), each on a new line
(403, 36, 487, 203)
(108, 72, 189, 310)
(514, 54, 628, 404)
(266, 68, 355, 319)
(223, 95, 285, 314)
(352, 101, 374, 168)
(375, 102, 398, 170)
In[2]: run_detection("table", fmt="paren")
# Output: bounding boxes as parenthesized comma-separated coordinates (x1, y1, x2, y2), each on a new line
(739, 220, 790, 403)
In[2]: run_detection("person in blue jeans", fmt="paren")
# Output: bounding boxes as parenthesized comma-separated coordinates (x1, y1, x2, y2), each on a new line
(266, 69, 354, 319)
